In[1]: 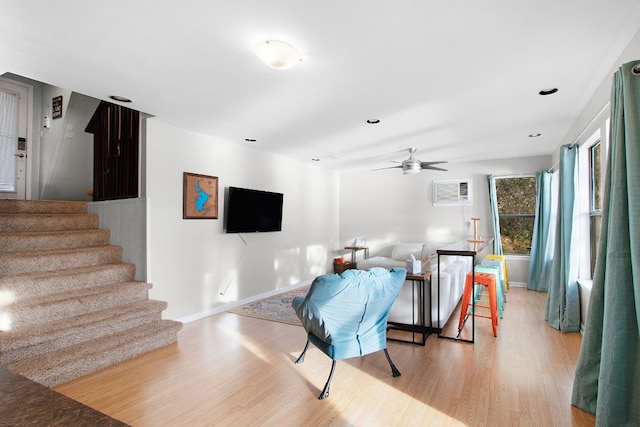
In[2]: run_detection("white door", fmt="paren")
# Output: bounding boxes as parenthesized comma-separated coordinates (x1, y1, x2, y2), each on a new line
(0, 78, 31, 199)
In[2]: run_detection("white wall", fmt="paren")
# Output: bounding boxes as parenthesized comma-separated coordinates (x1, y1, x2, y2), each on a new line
(339, 155, 551, 283)
(40, 92, 98, 200)
(88, 198, 147, 281)
(38, 85, 72, 197)
(553, 26, 640, 161)
(3, 73, 99, 201)
(146, 119, 339, 320)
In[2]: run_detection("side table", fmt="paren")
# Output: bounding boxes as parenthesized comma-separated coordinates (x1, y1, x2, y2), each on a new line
(387, 271, 432, 345)
(333, 261, 353, 274)
(436, 238, 493, 344)
(344, 245, 369, 268)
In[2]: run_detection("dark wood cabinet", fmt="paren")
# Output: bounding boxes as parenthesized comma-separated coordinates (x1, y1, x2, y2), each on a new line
(85, 101, 139, 201)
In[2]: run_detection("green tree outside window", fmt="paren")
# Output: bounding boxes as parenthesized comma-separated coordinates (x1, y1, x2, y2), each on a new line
(495, 177, 537, 255)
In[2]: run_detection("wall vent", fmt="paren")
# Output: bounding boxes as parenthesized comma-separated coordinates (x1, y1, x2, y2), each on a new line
(433, 179, 472, 206)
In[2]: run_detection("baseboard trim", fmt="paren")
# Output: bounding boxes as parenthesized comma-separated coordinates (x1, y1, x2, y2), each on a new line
(176, 279, 313, 324)
(509, 281, 527, 288)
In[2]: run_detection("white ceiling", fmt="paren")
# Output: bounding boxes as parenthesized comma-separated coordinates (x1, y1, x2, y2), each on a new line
(3, 1, 640, 172)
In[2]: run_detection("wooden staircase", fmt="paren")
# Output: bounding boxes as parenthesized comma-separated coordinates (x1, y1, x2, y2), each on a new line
(0, 199, 182, 387)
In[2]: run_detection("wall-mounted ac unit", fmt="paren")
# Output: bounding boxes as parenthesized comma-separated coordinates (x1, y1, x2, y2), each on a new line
(433, 179, 472, 206)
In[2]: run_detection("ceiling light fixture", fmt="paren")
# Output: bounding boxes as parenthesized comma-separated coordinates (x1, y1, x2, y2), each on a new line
(109, 95, 132, 103)
(255, 40, 302, 70)
(402, 162, 421, 174)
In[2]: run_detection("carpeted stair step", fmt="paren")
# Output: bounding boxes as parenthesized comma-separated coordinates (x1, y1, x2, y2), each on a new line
(1, 281, 152, 329)
(0, 263, 136, 304)
(0, 199, 182, 388)
(0, 229, 111, 253)
(0, 199, 88, 215)
(7, 319, 183, 387)
(0, 245, 123, 275)
(0, 300, 168, 365)
(0, 213, 99, 233)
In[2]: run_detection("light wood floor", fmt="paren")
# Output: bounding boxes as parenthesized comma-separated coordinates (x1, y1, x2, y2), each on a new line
(54, 288, 596, 427)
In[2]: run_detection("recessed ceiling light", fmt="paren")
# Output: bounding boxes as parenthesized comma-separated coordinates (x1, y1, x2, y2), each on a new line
(529, 133, 542, 138)
(245, 138, 257, 143)
(109, 95, 132, 103)
(538, 88, 558, 96)
(366, 119, 380, 124)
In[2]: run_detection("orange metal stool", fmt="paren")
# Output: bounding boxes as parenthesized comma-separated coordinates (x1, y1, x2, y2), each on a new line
(457, 271, 499, 337)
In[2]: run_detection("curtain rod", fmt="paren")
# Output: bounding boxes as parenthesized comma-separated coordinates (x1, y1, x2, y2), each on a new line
(547, 101, 610, 172)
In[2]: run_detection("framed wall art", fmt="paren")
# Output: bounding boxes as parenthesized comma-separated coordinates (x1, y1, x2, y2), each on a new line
(52, 95, 63, 119)
(183, 172, 218, 219)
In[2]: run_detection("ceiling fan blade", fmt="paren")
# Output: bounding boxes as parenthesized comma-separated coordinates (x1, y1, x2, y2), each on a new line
(372, 154, 448, 172)
(420, 161, 447, 167)
(421, 165, 448, 171)
(372, 165, 403, 171)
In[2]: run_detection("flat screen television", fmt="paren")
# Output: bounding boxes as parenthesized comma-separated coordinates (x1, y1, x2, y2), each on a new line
(226, 186, 284, 233)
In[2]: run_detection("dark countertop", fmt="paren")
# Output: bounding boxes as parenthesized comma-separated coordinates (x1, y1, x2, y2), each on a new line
(436, 237, 494, 256)
(0, 365, 129, 427)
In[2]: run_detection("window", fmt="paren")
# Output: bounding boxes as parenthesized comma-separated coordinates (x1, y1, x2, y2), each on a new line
(495, 176, 537, 255)
(589, 141, 603, 276)
(0, 89, 19, 192)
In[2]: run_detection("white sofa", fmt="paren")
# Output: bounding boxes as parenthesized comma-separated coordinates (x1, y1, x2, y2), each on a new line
(356, 243, 471, 330)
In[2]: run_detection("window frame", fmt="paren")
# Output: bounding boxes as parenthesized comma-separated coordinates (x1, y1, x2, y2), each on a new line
(575, 115, 609, 283)
(494, 175, 537, 256)
(588, 140, 603, 277)
(589, 140, 602, 213)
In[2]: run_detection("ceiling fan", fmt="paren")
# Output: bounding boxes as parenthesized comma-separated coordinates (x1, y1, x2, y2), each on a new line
(373, 148, 448, 174)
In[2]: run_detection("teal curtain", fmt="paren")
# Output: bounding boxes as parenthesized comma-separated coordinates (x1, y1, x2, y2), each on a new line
(572, 61, 640, 426)
(545, 145, 580, 332)
(527, 170, 554, 292)
(487, 175, 503, 255)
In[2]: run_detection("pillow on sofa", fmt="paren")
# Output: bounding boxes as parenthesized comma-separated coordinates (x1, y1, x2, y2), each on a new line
(425, 255, 453, 273)
(391, 243, 424, 261)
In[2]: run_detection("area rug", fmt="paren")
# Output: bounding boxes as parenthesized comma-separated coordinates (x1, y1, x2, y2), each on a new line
(228, 285, 310, 326)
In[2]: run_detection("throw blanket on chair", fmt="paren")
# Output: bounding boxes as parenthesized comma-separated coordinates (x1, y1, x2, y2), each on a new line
(292, 267, 407, 399)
